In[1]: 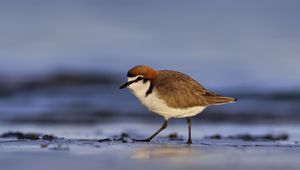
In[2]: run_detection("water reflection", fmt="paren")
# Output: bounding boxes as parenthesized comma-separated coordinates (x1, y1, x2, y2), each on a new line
(131, 145, 198, 160)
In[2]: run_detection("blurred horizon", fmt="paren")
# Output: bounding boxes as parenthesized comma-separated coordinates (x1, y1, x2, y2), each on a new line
(0, 0, 299, 90)
(0, 0, 300, 124)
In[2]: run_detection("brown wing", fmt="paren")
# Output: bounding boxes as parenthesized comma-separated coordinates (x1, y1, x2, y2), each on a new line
(154, 70, 236, 108)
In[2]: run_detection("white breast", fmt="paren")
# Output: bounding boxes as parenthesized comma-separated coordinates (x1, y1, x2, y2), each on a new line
(127, 77, 205, 120)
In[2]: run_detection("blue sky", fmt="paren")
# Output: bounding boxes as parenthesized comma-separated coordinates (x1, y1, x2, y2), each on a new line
(0, 0, 299, 89)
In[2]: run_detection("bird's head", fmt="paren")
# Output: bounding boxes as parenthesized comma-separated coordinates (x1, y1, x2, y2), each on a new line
(120, 65, 157, 89)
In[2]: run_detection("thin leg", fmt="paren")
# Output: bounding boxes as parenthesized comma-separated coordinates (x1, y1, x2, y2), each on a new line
(134, 120, 168, 142)
(187, 117, 192, 144)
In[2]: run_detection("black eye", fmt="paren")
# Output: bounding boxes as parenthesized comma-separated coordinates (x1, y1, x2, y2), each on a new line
(137, 77, 143, 81)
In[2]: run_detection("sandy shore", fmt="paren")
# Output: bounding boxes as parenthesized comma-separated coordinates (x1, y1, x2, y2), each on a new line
(1, 122, 300, 170)
(1, 138, 300, 170)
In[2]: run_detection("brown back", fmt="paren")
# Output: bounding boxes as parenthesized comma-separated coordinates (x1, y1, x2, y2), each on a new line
(154, 70, 236, 108)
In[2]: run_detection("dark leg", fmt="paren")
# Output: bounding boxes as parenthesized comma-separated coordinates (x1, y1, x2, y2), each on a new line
(187, 117, 192, 144)
(134, 120, 168, 142)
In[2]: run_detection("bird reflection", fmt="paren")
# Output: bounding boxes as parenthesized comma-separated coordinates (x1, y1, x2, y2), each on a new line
(131, 145, 198, 160)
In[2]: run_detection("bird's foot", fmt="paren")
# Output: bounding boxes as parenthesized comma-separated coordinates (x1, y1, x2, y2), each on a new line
(133, 138, 151, 142)
(186, 140, 192, 145)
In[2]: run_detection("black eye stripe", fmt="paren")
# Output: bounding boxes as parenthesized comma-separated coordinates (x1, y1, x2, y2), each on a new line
(136, 77, 143, 81)
(127, 77, 144, 86)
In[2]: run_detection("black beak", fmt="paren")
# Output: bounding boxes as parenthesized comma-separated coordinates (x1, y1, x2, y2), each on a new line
(120, 82, 130, 89)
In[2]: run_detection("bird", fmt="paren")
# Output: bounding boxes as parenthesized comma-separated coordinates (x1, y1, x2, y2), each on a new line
(120, 65, 236, 144)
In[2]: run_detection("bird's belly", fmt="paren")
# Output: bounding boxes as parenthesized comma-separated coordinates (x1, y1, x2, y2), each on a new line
(135, 91, 206, 120)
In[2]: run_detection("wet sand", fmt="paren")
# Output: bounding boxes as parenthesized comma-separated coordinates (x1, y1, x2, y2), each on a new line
(1, 138, 300, 170)
(1, 122, 300, 170)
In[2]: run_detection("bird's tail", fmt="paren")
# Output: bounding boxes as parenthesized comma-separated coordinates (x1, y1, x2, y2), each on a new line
(205, 96, 237, 105)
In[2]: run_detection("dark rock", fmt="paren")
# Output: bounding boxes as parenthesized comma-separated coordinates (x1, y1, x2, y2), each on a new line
(21, 133, 40, 140)
(120, 132, 129, 138)
(1, 132, 40, 140)
(229, 134, 289, 141)
(208, 134, 222, 139)
(205, 133, 289, 141)
(168, 133, 178, 140)
(0, 132, 59, 141)
(98, 138, 112, 142)
(112, 132, 134, 143)
(1, 132, 25, 138)
(42, 135, 56, 141)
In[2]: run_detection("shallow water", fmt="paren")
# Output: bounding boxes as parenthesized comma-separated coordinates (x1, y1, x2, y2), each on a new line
(0, 122, 300, 170)
(1, 143, 300, 170)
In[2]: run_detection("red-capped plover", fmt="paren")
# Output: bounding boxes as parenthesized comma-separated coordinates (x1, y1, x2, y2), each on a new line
(120, 65, 236, 144)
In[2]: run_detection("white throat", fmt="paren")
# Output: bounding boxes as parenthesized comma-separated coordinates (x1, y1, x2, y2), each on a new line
(127, 76, 151, 99)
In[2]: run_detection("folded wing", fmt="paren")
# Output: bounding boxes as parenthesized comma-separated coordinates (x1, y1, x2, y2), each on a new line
(154, 70, 236, 109)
